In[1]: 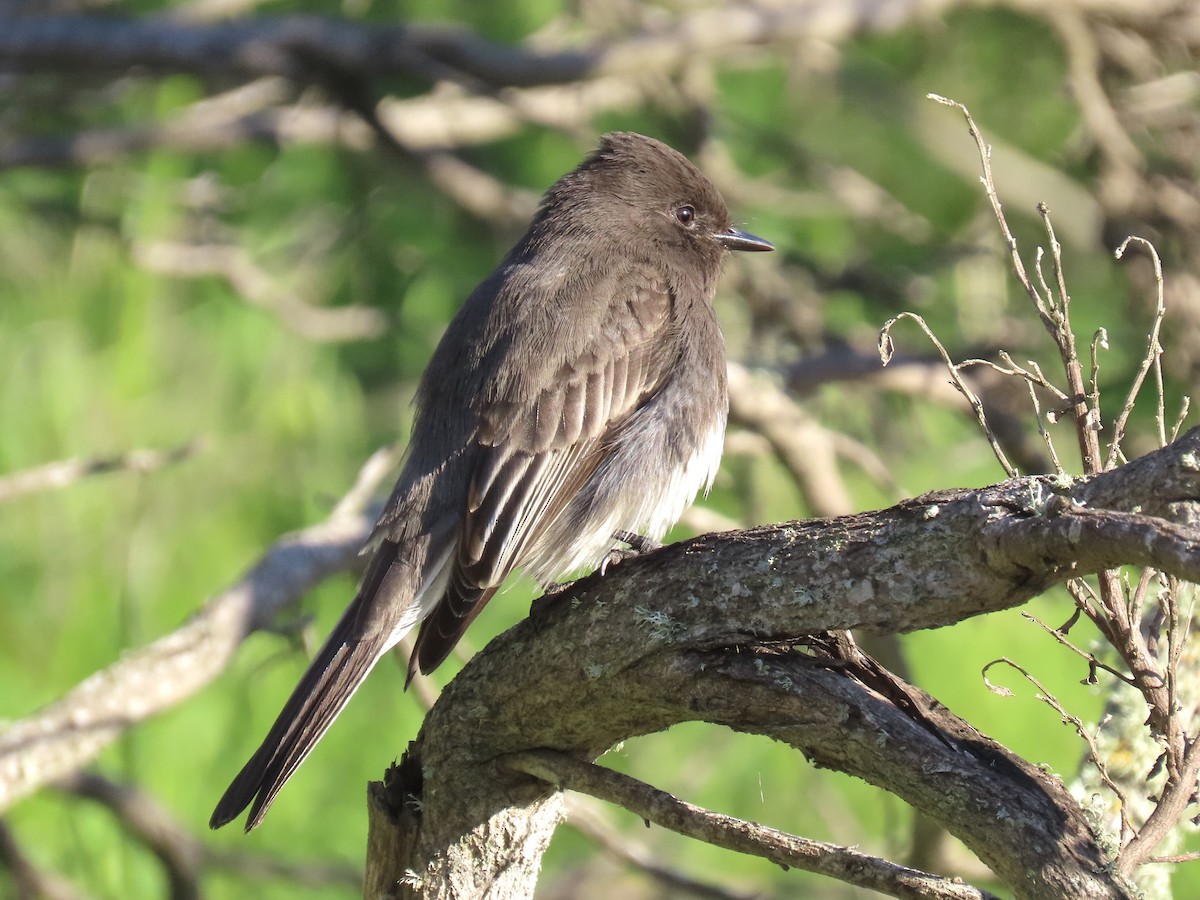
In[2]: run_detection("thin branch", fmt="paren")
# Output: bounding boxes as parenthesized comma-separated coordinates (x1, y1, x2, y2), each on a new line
(0, 6, 927, 89)
(1022, 376, 1067, 474)
(928, 94, 1102, 474)
(58, 772, 202, 900)
(0, 446, 401, 812)
(926, 94, 1053, 321)
(564, 795, 759, 900)
(1089, 328, 1107, 405)
(1146, 852, 1200, 864)
(504, 751, 999, 900)
(1037, 201, 1104, 474)
(960, 352, 1069, 403)
(1020, 612, 1136, 687)
(880, 311, 1017, 476)
(0, 440, 203, 503)
(1109, 236, 1168, 466)
(133, 241, 388, 343)
(981, 658, 1133, 844)
(1068, 579, 1103, 620)
(0, 819, 88, 900)
(1171, 397, 1191, 443)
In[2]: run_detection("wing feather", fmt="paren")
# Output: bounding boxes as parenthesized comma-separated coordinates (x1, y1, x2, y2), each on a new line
(410, 274, 678, 675)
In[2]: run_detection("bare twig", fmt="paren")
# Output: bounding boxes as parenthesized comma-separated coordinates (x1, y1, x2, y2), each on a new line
(0, 441, 203, 503)
(926, 95, 1054, 320)
(1020, 612, 1135, 687)
(1089, 327, 1108, 419)
(982, 657, 1134, 844)
(880, 311, 1017, 477)
(0, 445, 402, 811)
(564, 795, 759, 900)
(1066, 579, 1104, 626)
(927, 94, 1102, 473)
(960, 352, 1069, 403)
(505, 751, 999, 900)
(1021, 378, 1067, 474)
(1109, 237, 1168, 465)
(134, 241, 387, 343)
(1146, 851, 1200, 864)
(1037, 202, 1104, 474)
(1170, 397, 1191, 443)
(0, 819, 87, 900)
(59, 772, 203, 900)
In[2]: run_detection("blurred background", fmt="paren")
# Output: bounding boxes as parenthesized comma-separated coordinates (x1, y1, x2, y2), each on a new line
(1, 0, 1198, 897)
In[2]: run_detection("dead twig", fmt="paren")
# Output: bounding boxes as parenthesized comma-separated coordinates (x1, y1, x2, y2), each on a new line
(1109, 237, 1168, 465)
(505, 750, 1000, 900)
(0, 818, 87, 900)
(134, 241, 387, 343)
(879, 311, 1017, 477)
(0, 444, 403, 811)
(982, 657, 1134, 845)
(564, 795, 760, 900)
(0, 441, 203, 504)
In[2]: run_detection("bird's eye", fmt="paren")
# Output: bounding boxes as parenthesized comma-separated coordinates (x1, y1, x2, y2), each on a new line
(674, 205, 696, 226)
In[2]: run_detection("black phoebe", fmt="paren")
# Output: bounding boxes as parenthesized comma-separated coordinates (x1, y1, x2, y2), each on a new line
(210, 132, 773, 831)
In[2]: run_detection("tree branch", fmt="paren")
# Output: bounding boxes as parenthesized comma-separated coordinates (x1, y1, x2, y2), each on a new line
(365, 429, 1200, 898)
(0, 5, 922, 88)
(0, 446, 400, 812)
(561, 795, 757, 900)
(0, 818, 87, 900)
(59, 772, 203, 900)
(0, 441, 203, 503)
(505, 750, 1000, 900)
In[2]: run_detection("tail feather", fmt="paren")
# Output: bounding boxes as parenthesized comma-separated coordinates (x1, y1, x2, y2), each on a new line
(408, 577, 500, 681)
(211, 541, 428, 831)
(210, 625, 384, 831)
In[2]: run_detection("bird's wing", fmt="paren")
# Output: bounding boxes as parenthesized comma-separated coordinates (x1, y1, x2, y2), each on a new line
(409, 273, 677, 675)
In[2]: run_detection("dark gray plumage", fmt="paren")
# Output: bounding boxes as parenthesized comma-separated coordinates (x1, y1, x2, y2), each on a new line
(210, 132, 773, 832)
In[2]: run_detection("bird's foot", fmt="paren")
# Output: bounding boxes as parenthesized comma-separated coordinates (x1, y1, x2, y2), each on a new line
(612, 530, 662, 554)
(530, 532, 661, 617)
(598, 530, 661, 575)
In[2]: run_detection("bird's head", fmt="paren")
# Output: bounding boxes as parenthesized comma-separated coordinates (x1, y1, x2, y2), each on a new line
(538, 132, 773, 267)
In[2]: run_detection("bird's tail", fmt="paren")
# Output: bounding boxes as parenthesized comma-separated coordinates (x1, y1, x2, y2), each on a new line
(210, 540, 444, 831)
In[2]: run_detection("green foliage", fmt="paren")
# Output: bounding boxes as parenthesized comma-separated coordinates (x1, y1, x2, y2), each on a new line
(1, 3, 1190, 898)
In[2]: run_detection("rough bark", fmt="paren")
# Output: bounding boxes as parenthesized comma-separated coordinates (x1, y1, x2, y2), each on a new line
(363, 428, 1200, 897)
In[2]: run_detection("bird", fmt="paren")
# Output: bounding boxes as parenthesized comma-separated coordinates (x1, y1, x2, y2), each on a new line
(210, 131, 773, 832)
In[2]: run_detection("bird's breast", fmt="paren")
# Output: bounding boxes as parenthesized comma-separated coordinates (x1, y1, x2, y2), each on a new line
(523, 305, 728, 582)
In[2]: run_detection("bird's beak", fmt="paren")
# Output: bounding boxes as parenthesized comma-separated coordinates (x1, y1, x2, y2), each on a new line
(716, 226, 774, 252)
